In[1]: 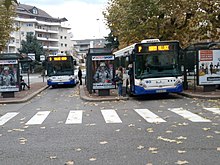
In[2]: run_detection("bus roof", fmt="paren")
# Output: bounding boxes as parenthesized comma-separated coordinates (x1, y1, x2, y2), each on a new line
(114, 43, 136, 57)
(114, 39, 180, 57)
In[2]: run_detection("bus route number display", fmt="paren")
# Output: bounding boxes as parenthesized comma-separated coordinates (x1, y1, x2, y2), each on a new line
(137, 45, 170, 53)
(49, 56, 67, 61)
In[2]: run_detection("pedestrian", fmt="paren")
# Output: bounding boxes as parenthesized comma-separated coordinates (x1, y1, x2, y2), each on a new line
(116, 66, 123, 97)
(20, 75, 30, 90)
(78, 67, 82, 85)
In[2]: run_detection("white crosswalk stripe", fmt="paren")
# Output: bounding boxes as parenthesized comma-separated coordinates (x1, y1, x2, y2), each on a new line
(0, 112, 19, 126)
(204, 108, 220, 115)
(101, 109, 122, 123)
(26, 111, 50, 125)
(169, 108, 211, 122)
(65, 110, 83, 124)
(134, 109, 166, 123)
(1, 107, 218, 126)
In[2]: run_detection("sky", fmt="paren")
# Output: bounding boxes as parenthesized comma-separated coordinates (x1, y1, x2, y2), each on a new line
(18, 0, 110, 40)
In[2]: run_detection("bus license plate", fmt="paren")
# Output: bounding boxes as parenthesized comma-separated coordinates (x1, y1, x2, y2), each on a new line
(156, 89, 166, 93)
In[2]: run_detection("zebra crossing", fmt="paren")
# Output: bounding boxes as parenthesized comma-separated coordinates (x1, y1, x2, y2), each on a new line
(0, 108, 219, 126)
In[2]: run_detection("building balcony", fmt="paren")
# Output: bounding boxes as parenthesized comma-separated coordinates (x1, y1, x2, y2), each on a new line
(35, 28, 58, 34)
(8, 43, 16, 47)
(43, 46, 59, 50)
(37, 37, 59, 42)
(15, 17, 61, 26)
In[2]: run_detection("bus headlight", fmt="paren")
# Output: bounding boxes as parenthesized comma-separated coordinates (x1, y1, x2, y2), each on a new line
(174, 79, 181, 86)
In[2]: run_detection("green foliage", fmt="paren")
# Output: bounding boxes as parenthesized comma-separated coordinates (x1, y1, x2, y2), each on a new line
(104, 31, 119, 50)
(34, 64, 44, 73)
(19, 33, 44, 62)
(0, 0, 17, 51)
(3, 0, 17, 10)
(104, 0, 220, 48)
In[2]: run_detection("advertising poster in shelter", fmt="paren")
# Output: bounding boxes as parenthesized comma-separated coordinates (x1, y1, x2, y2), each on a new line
(92, 55, 115, 89)
(198, 50, 220, 85)
(0, 60, 19, 92)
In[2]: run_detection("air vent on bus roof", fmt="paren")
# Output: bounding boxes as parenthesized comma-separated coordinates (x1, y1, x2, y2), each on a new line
(141, 39, 160, 43)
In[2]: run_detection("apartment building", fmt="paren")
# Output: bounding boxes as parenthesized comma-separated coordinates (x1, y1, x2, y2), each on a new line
(72, 38, 108, 56)
(71, 38, 108, 66)
(5, 3, 72, 56)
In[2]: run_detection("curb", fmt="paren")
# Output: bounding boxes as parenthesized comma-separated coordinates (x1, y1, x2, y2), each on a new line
(178, 92, 220, 99)
(79, 86, 129, 102)
(0, 85, 49, 104)
(79, 86, 220, 100)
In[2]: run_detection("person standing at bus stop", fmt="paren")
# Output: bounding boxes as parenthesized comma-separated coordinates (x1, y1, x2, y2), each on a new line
(78, 67, 82, 85)
(116, 66, 123, 97)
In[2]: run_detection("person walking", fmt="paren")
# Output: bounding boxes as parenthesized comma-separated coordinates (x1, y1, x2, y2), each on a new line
(78, 67, 82, 85)
(116, 66, 123, 97)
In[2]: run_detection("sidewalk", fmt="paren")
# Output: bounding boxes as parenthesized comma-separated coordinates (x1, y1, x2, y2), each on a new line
(79, 85, 220, 101)
(1, 83, 220, 104)
(79, 85, 129, 102)
(180, 87, 220, 99)
(0, 82, 48, 104)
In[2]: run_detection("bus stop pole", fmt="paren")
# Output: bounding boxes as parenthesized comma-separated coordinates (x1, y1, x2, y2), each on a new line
(27, 66, 30, 87)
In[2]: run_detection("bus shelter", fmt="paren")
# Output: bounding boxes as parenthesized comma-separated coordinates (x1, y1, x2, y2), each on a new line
(183, 42, 220, 92)
(86, 48, 115, 95)
(0, 53, 21, 98)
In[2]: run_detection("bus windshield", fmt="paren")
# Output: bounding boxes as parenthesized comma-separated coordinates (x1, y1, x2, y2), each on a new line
(47, 60, 74, 76)
(135, 51, 181, 79)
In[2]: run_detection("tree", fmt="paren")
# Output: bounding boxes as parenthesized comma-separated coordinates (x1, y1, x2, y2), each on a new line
(0, 0, 17, 52)
(104, 31, 119, 51)
(19, 33, 44, 62)
(104, 0, 220, 48)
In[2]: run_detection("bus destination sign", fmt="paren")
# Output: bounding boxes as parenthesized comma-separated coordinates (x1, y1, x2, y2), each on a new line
(136, 44, 171, 53)
(49, 56, 68, 61)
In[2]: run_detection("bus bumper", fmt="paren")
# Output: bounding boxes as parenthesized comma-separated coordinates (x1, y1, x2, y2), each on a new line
(47, 79, 76, 86)
(134, 84, 183, 95)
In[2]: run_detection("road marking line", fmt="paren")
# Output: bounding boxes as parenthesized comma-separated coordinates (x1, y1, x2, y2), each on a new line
(65, 110, 83, 124)
(26, 111, 50, 125)
(134, 109, 166, 123)
(101, 110, 122, 123)
(169, 108, 211, 122)
(204, 108, 220, 115)
(0, 112, 19, 126)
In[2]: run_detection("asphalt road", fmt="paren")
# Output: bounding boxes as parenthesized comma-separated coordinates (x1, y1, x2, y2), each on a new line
(0, 86, 220, 165)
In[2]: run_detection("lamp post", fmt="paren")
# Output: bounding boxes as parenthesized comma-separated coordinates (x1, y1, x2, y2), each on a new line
(96, 18, 101, 38)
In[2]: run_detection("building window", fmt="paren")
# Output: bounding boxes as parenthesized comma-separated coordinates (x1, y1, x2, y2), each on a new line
(32, 8, 38, 15)
(26, 23, 33, 27)
(64, 36, 67, 39)
(15, 22, 19, 27)
(65, 44, 67, 47)
(60, 36, 63, 39)
(61, 43, 63, 47)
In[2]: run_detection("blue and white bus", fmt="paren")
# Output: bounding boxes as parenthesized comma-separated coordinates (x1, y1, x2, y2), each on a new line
(46, 55, 78, 87)
(114, 39, 183, 95)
